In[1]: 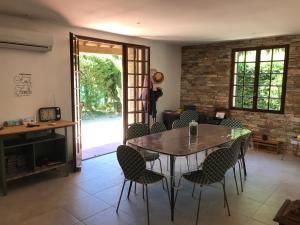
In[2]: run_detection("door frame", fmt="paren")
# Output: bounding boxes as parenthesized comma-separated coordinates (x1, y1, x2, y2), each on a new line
(69, 33, 150, 169)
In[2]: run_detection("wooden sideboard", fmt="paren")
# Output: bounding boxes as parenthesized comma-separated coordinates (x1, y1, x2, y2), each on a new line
(0, 120, 75, 195)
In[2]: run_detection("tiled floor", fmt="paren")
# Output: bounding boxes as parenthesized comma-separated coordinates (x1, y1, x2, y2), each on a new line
(1, 149, 300, 225)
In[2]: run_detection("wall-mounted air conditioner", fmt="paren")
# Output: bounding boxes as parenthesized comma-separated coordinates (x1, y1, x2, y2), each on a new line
(0, 28, 53, 52)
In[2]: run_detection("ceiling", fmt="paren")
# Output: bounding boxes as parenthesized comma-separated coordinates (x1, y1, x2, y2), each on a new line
(0, 0, 300, 44)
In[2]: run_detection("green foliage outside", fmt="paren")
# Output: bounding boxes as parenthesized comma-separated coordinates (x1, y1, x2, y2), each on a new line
(233, 48, 285, 111)
(79, 54, 122, 116)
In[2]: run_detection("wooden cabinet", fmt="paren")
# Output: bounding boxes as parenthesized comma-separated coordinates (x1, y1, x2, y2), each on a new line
(0, 120, 74, 195)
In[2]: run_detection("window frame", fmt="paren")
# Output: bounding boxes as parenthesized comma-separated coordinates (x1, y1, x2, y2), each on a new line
(229, 45, 289, 114)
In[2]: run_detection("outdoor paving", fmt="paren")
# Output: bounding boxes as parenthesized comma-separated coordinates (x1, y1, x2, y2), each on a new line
(82, 116, 123, 159)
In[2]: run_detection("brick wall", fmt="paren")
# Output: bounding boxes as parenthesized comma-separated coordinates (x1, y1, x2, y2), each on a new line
(181, 35, 300, 144)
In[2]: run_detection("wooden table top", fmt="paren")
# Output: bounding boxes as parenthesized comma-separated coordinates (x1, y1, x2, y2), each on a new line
(127, 124, 251, 156)
(0, 120, 75, 137)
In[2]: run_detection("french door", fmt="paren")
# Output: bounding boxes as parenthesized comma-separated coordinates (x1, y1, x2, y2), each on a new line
(70, 33, 82, 170)
(123, 45, 150, 142)
(70, 33, 150, 168)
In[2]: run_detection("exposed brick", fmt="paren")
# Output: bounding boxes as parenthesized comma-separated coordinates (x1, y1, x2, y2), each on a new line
(181, 35, 300, 145)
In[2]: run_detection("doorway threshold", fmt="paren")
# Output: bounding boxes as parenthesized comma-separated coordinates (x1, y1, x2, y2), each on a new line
(82, 141, 121, 160)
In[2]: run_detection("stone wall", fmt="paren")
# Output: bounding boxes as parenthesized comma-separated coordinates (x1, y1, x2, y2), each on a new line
(181, 35, 300, 145)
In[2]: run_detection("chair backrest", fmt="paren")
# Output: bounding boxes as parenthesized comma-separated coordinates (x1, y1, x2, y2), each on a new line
(180, 110, 199, 125)
(117, 145, 146, 181)
(127, 123, 150, 140)
(227, 135, 244, 167)
(172, 119, 187, 129)
(150, 122, 167, 134)
(220, 118, 243, 128)
(202, 147, 233, 183)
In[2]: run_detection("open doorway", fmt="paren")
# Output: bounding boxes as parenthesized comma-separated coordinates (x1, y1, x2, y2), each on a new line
(70, 33, 151, 169)
(78, 40, 123, 160)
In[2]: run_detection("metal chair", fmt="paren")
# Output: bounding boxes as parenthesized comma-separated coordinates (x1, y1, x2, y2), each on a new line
(180, 110, 199, 126)
(175, 144, 241, 225)
(150, 122, 167, 134)
(127, 123, 164, 185)
(116, 145, 170, 225)
(172, 119, 187, 129)
(220, 118, 243, 128)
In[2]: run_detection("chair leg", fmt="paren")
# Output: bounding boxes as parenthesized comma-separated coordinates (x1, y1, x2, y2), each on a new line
(195, 186, 202, 225)
(158, 158, 165, 190)
(164, 177, 171, 207)
(145, 184, 150, 225)
(222, 181, 231, 216)
(192, 183, 196, 197)
(127, 181, 133, 199)
(233, 166, 239, 195)
(186, 156, 190, 171)
(143, 184, 145, 200)
(150, 161, 155, 170)
(238, 161, 243, 192)
(167, 156, 169, 171)
(195, 153, 199, 167)
(134, 182, 137, 193)
(116, 179, 127, 212)
(175, 175, 183, 204)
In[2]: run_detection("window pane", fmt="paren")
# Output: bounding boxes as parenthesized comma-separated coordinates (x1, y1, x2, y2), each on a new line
(233, 85, 243, 96)
(243, 97, 253, 108)
(246, 51, 256, 62)
(244, 86, 254, 97)
(269, 99, 281, 111)
(272, 48, 285, 61)
(259, 73, 270, 86)
(233, 96, 243, 107)
(234, 63, 245, 74)
(258, 86, 269, 98)
(261, 49, 272, 61)
(271, 74, 283, 86)
(244, 73, 255, 85)
(245, 63, 255, 75)
(260, 62, 271, 73)
(235, 51, 245, 62)
(234, 74, 244, 85)
(272, 61, 284, 73)
(257, 98, 269, 110)
(270, 86, 282, 98)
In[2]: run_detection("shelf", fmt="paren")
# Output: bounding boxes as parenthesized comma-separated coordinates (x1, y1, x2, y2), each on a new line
(6, 162, 66, 182)
(4, 134, 65, 149)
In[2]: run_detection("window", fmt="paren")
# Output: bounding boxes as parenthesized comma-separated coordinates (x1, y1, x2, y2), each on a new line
(230, 46, 288, 113)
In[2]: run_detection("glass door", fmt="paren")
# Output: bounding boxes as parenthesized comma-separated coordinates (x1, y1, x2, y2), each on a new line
(123, 45, 150, 141)
(70, 33, 82, 169)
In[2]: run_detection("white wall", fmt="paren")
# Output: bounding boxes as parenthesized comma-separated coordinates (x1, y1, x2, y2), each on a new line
(0, 15, 181, 156)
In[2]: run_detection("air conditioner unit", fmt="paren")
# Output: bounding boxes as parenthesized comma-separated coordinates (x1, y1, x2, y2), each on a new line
(0, 28, 53, 52)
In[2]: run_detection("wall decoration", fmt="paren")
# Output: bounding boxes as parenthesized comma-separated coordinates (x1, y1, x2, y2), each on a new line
(14, 73, 32, 97)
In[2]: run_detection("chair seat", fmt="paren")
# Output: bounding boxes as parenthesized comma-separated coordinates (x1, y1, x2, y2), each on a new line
(141, 150, 160, 162)
(183, 170, 211, 185)
(136, 169, 164, 184)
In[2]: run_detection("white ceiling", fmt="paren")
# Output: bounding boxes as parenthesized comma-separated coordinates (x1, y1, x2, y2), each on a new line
(0, 0, 300, 44)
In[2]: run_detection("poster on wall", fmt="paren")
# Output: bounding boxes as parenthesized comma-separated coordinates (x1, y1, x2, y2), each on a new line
(14, 73, 32, 97)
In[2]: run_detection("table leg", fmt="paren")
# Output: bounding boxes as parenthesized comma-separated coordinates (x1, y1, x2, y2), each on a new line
(0, 138, 7, 195)
(170, 155, 175, 221)
(64, 127, 69, 176)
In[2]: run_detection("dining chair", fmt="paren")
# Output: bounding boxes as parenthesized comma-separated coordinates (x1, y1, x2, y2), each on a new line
(220, 118, 243, 128)
(175, 145, 240, 225)
(180, 110, 199, 126)
(172, 119, 187, 129)
(150, 122, 167, 134)
(127, 123, 164, 187)
(116, 145, 170, 225)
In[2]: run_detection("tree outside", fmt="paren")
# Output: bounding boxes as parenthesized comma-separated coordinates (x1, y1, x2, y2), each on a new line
(79, 53, 122, 119)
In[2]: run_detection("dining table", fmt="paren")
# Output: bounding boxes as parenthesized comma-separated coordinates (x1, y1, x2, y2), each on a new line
(127, 123, 251, 221)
